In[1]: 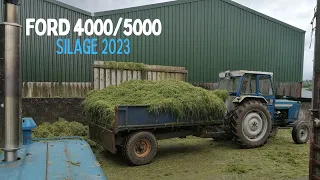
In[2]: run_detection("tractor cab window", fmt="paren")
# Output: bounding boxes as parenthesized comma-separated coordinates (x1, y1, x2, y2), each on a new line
(240, 74, 257, 95)
(259, 76, 273, 96)
(218, 77, 241, 93)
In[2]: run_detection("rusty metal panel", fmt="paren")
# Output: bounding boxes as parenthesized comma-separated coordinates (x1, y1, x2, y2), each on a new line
(89, 123, 116, 154)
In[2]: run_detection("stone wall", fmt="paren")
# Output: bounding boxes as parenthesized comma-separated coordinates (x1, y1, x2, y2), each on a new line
(22, 98, 88, 125)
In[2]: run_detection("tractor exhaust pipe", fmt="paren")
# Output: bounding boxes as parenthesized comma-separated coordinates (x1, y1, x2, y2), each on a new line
(0, 0, 22, 162)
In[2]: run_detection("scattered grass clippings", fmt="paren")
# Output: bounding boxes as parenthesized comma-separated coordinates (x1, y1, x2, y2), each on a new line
(83, 79, 229, 127)
(66, 160, 81, 166)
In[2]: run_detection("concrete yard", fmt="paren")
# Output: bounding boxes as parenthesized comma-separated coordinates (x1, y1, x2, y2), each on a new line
(94, 129, 309, 180)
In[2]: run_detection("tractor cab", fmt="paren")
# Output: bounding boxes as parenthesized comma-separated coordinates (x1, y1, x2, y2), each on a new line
(218, 70, 275, 117)
(218, 70, 274, 96)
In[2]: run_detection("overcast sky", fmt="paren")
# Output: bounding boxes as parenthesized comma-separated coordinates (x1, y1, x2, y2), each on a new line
(58, 0, 317, 80)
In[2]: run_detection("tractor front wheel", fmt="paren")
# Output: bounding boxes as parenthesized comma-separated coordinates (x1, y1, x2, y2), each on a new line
(292, 121, 310, 144)
(230, 100, 272, 148)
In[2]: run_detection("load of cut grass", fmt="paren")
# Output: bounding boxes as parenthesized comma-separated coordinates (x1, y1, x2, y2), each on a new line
(33, 118, 88, 138)
(83, 79, 228, 127)
(32, 118, 98, 147)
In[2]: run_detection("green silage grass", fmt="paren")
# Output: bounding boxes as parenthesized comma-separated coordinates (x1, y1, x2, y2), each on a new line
(103, 61, 147, 71)
(83, 80, 229, 127)
(32, 118, 88, 138)
(32, 118, 98, 147)
(0, 119, 91, 155)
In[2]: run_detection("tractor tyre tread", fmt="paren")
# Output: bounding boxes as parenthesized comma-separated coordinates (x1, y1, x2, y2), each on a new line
(230, 100, 272, 149)
(122, 131, 158, 166)
(292, 120, 310, 144)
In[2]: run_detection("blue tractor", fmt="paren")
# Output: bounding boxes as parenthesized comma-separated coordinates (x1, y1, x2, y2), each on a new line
(218, 70, 310, 148)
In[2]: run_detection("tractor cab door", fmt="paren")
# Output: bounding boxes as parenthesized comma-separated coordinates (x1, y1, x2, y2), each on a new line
(257, 75, 275, 117)
(239, 74, 257, 96)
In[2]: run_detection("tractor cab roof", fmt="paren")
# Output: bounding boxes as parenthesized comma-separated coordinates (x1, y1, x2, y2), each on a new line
(219, 70, 273, 78)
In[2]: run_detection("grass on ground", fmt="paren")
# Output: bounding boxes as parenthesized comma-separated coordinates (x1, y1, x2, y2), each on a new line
(94, 129, 309, 180)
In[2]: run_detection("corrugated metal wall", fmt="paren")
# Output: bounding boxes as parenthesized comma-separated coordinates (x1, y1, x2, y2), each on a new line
(0, 0, 94, 82)
(94, 0, 305, 83)
(0, 0, 305, 84)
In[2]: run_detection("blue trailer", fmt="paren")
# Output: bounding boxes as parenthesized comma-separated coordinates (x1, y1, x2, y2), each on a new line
(89, 105, 225, 166)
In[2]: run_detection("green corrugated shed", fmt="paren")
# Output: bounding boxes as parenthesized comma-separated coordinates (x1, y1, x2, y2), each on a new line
(94, 0, 305, 83)
(1, 0, 94, 82)
(0, 0, 305, 83)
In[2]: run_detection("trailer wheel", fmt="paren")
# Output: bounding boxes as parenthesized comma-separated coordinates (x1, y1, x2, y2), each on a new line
(230, 100, 272, 148)
(292, 121, 310, 144)
(123, 131, 158, 166)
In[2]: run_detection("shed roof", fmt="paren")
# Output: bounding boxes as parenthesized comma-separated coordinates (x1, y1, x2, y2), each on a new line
(93, 0, 305, 33)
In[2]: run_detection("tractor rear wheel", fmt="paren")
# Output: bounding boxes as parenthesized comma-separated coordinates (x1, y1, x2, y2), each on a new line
(292, 121, 310, 144)
(230, 100, 272, 148)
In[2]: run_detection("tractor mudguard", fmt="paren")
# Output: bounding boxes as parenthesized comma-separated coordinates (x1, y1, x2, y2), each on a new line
(232, 95, 268, 104)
